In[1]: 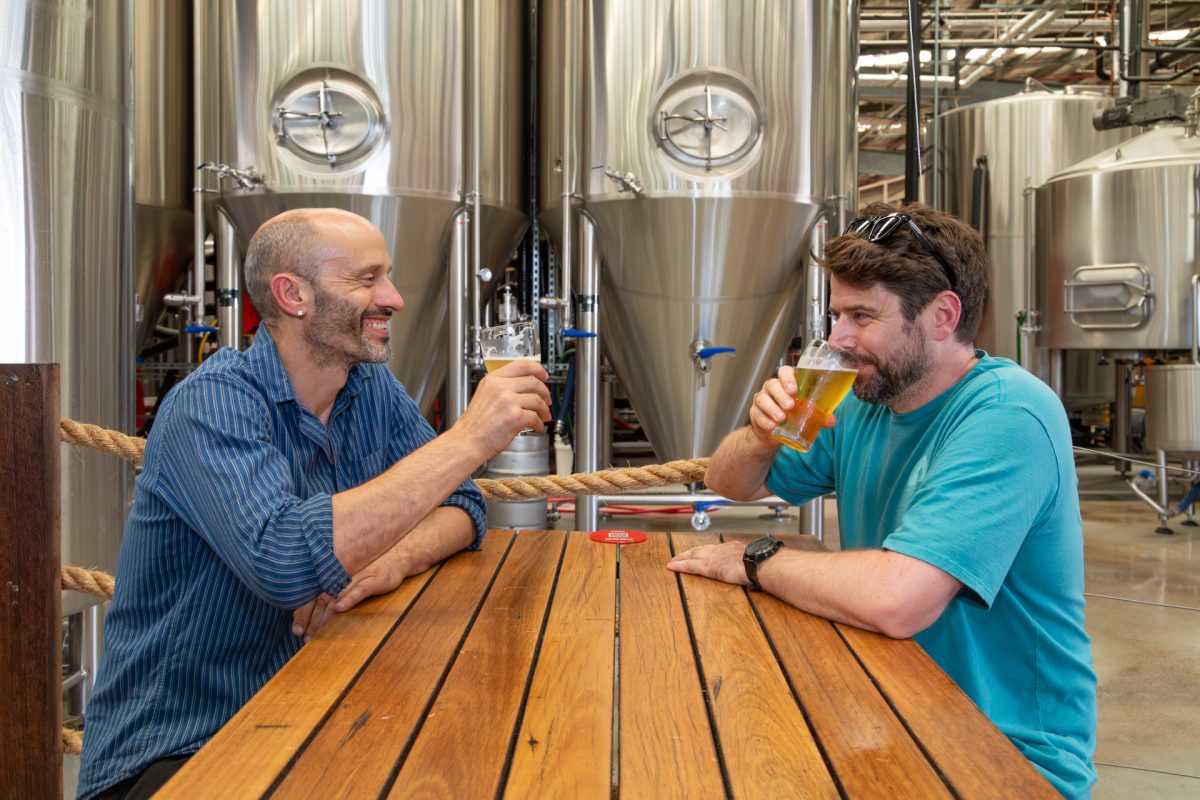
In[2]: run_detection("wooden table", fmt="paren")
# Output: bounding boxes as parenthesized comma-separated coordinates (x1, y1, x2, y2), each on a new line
(160, 530, 1057, 799)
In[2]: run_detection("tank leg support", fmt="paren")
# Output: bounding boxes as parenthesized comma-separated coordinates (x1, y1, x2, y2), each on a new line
(1155, 449, 1174, 534)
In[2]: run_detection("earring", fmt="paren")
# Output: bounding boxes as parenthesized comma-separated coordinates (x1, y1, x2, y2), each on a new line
(296, 310, 306, 318)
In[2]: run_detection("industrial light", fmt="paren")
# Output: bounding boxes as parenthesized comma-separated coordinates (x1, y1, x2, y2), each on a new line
(1148, 28, 1192, 41)
(857, 50, 933, 69)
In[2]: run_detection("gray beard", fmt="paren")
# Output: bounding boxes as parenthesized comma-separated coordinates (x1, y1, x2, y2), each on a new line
(303, 289, 392, 370)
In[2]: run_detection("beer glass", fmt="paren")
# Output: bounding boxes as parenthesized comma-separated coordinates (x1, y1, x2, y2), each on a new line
(481, 321, 540, 372)
(771, 339, 857, 452)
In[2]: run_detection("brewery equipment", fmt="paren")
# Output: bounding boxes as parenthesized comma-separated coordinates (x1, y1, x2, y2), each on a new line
(539, 1, 859, 533)
(196, 0, 528, 413)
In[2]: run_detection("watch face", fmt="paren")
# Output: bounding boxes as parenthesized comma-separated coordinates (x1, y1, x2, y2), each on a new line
(745, 536, 780, 558)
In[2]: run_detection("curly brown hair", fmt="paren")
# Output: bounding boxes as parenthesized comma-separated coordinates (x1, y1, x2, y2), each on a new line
(819, 202, 989, 345)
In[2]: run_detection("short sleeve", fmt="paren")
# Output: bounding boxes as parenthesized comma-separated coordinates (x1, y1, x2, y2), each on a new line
(881, 405, 1062, 608)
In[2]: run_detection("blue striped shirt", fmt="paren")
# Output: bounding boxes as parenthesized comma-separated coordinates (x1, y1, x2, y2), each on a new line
(77, 327, 486, 798)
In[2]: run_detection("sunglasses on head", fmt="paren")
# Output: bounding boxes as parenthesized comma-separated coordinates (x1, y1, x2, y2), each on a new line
(843, 212, 959, 295)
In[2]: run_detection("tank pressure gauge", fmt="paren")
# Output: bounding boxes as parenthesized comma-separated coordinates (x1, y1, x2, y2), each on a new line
(654, 70, 763, 175)
(272, 68, 384, 169)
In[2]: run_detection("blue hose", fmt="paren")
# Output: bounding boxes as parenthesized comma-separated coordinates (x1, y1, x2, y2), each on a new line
(1178, 482, 1200, 516)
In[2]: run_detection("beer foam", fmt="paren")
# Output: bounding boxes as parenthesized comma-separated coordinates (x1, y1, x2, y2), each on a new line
(797, 339, 847, 370)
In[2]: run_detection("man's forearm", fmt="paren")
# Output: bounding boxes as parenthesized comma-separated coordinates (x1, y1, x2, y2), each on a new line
(705, 426, 779, 501)
(755, 546, 960, 639)
(380, 505, 477, 579)
(332, 429, 485, 575)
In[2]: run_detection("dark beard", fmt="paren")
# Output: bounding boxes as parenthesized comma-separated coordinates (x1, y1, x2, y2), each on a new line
(303, 287, 392, 369)
(837, 322, 931, 407)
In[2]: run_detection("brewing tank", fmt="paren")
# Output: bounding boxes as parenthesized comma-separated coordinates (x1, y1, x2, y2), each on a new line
(932, 88, 1131, 362)
(133, 0, 193, 353)
(1036, 123, 1200, 354)
(198, 0, 528, 412)
(540, 0, 859, 461)
(0, 0, 134, 616)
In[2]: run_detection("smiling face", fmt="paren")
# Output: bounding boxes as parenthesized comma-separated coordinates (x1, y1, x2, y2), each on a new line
(301, 216, 404, 369)
(826, 276, 933, 408)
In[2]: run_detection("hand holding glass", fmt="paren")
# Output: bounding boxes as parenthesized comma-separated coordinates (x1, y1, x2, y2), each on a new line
(771, 339, 857, 452)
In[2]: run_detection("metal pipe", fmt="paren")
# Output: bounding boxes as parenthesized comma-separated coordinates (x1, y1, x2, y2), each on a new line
(1192, 274, 1199, 366)
(959, 11, 1064, 89)
(1048, 349, 1065, 397)
(1128, 474, 1173, 517)
(601, 371, 614, 470)
(1019, 179, 1038, 371)
(575, 213, 601, 531)
(540, 0, 574, 328)
(903, 0, 923, 203)
(1157, 448, 1171, 522)
(592, 493, 796, 508)
(191, 0, 209, 358)
(799, 500, 826, 543)
(1113, 362, 1131, 473)
(1120, 0, 1146, 98)
(806, 220, 829, 343)
(447, 209, 470, 424)
(215, 208, 241, 350)
(469, 0, 484, 367)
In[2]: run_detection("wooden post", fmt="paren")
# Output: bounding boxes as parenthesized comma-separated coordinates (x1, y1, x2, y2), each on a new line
(0, 364, 62, 798)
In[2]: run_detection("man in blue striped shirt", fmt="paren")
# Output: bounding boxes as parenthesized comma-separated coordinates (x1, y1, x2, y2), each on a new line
(78, 209, 552, 799)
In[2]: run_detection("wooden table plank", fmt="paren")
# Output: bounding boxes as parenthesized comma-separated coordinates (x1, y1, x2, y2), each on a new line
(272, 530, 515, 798)
(729, 533, 953, 799)
(838, 624, 1060, 799)
(672, 533, 839, 800)
(503, 532, 616, 799)
(386, 531, 567, 799)
(158, 567, 439, 799)
(617, 532, 725, 800)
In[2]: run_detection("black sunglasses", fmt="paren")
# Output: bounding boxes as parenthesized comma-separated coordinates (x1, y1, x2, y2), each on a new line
(843, 212, 959, 294)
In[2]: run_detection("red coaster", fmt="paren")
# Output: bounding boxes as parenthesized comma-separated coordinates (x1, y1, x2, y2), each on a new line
(589, 529, 648, 545)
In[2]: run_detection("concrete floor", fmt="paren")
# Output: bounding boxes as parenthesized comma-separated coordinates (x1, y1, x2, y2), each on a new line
(64, 468, 1198, 799)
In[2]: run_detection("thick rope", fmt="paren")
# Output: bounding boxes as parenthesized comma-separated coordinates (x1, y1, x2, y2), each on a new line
(59, 419, 145, 464)
(475, 458, 711, 500)
(58, 418, 711, 500)
(63, 728, 83, 756)
(61, 566, 115, 601)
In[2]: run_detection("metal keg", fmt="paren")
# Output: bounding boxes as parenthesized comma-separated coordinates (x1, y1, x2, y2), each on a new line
(485, 432, 550, 530)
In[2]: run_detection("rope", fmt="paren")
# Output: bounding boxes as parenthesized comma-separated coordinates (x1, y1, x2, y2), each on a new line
(59, 420, 145, 464)
(62, 728, 82, 756)
(57, 418, 711, 500)
(475, 458, 711, 500)
(61, 566, 115, 601)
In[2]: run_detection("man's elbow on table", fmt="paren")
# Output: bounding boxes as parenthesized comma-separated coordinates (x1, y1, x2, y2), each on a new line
(857, 554, 962, 640)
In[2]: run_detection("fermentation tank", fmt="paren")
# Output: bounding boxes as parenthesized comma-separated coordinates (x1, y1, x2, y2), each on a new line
(932, 88, 1131, 372)
(0, 0, 134, 618)
(540, 0, 859, 462)
(1036, 123, 1199, 355)
(197, 0, 528, 411)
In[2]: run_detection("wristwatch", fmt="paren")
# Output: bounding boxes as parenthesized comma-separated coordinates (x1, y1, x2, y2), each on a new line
(743, 535, 784, 591)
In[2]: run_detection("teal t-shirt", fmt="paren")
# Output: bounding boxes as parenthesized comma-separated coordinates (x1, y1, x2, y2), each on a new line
(766, 353, 1097, 799)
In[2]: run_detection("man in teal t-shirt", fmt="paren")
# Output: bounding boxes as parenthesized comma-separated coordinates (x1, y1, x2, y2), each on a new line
(670, 203, 1097, 798)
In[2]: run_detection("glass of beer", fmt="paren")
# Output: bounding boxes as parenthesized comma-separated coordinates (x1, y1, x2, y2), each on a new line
(481, 320, 540, 373)
(771, 339, 857, 453)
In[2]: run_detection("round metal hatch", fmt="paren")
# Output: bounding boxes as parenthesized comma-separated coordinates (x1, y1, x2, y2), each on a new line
(271, 68, 385, 168)
(653, 70, 763, 174)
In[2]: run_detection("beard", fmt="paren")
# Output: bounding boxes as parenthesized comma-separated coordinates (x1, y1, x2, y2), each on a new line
(303, 286, 392, 369)
(836, 321, 931, 407)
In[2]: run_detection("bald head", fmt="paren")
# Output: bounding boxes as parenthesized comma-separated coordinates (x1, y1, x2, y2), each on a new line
(243, 208, 378, 322)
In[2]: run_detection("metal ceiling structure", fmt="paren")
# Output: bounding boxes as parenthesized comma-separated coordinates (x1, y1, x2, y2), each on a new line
(858, 1, 1200, 184)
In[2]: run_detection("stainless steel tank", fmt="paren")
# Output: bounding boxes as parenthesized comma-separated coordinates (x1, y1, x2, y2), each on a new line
(134, 0, 193, 353)
(1145, 364, 1200, 454)
(198, 0, 528, 411)
(932, 88, 1131, 362)
(1036, 123, 1200, 353)
(540, 0, 859, 461)
(0, 0, 134, 618)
